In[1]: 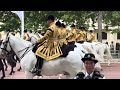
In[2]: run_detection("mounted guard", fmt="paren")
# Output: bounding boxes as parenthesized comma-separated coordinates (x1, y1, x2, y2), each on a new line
(32, 15, 76, 76)
(23, 29, 31, 41)
(87, 30, 96, 42)
(76, 26, 87, 44)
(66, 24, 78, 45)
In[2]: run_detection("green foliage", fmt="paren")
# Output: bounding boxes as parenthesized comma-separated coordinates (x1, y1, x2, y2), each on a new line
(0, 11, 120, 34)
(24, 11, 93, 32)
(0, 11, 21, 32)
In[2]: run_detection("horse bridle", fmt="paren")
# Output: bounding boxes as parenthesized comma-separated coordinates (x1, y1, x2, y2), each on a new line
(0, 33, 33, 61)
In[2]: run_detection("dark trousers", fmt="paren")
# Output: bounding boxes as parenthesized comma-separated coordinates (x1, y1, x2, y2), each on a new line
(35, 56, 43, 70)
(32, 43, 44, 70)
(60, 44, 76, 57)
(68, 41, 75, 45)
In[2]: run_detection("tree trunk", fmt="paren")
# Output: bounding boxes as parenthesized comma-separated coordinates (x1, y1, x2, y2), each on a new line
(98, 11, 103, 42)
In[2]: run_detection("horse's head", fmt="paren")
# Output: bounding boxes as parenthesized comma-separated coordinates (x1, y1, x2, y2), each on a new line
(0, 32, 12, 57)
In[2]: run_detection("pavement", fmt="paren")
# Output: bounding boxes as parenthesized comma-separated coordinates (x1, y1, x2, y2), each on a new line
(0, 63, 120, 79)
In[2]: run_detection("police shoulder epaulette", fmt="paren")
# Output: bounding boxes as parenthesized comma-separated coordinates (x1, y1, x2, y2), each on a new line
(94, 71, 104, 78)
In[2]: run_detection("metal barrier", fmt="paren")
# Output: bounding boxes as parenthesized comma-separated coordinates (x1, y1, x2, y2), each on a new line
(110, 50, 120, 59)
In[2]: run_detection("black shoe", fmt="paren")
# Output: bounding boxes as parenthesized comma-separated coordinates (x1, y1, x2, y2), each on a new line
(1, 75, 5, 79)
(31, 68, 37, 73)
(31, 68, 42, 76)
(36, 70, 42, 76)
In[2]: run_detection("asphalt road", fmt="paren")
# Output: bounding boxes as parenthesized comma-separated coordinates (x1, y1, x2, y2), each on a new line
(0, 63, 120, 79)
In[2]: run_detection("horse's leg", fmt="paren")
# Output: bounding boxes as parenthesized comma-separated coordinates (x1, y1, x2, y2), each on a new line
(1, 67, 5, 79)
(58, 74, 64, 79)
(2, 59, 8, 71)
(106, 54, 111, 67)
(107, 59, 111, 67)
(106, 50, 111, 67)
(18, 66, 21, 71)
(9, 66, 14, 75)
(17, 60, 22, 71)
(25, 71, 34, 79)
(95, 62, 103, 71)
(36, 75, 43, 79)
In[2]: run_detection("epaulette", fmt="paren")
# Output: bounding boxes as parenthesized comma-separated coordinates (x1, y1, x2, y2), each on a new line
(75, 72, 85, 79)
(94, 71, 104, 78)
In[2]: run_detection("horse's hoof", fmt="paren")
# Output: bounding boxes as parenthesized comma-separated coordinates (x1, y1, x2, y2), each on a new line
(12, 71, 15, 73)
(1, 76, 5, 79)
(9, 73, 12, 75)
(17, 69, 21, 71)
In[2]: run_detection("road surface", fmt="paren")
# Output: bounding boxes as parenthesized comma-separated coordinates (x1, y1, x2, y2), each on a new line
(0, 63, 120, 79)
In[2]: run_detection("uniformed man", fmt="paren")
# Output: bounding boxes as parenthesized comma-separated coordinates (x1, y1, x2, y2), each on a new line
(56, 21, 68, 47)
(66, 24, 78, 45)
(87, 30, 96, 42)
(74, 53, 105, 79)
(76, 26, 86, 43)
(32, 15, 63, 76)
(82, 26, 87, 41)
(23, 29, 30, 41)
(56, 21, 76, 57)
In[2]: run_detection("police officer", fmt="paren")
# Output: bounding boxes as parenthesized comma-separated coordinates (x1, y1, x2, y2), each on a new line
(74, 53, 105, 79)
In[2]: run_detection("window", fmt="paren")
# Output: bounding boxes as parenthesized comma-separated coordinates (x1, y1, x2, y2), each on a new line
(117, 32, 120, 39)
(97, 32, 107, 40)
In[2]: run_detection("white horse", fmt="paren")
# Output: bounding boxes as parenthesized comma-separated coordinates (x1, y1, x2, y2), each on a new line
(87, 42, 112, 66)
(28, 33, 39, 44)
(0, 33, 84, 79)
(31, 33, 104, 71)
(75, 42, 103, 70)
(32, 33, 104, 73)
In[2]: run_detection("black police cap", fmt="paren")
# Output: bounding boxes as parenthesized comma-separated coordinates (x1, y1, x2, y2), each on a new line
(81, 53, 98, 63)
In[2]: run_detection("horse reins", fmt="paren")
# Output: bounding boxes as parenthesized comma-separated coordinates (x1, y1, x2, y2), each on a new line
(1, 33, 33, 61)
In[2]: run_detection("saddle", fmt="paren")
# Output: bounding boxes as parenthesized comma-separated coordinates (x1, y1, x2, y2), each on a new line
(77, 41, 84, 44)
(60, 44, 76, 57)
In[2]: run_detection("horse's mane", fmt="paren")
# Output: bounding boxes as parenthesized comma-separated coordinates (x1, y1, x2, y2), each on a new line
(9, 34, 32, 47)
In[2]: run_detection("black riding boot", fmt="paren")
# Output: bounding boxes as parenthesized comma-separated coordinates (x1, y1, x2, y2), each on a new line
(32, 56, 43, 76)
(32, 43, 40, 53)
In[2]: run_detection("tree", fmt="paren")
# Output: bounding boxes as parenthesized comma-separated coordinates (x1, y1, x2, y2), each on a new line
(24, 11, 93, 32)
(103, 11, 120, 33)
(97, 11, 103, 42)
(0, 11, 21, 32)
